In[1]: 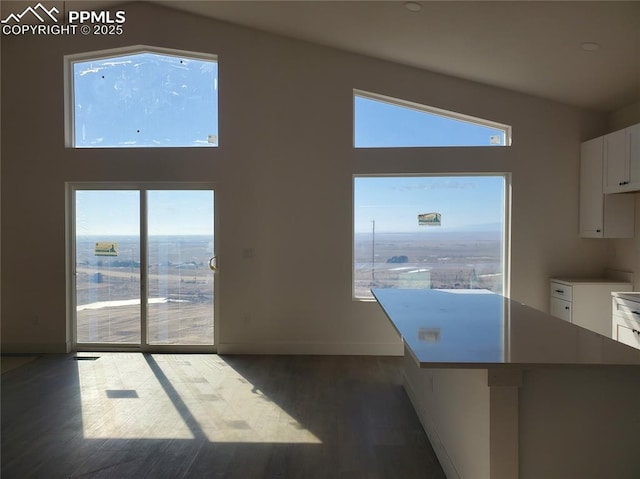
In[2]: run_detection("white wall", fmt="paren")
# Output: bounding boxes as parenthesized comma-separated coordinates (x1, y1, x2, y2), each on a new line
(608, 101, 640, 132)
(607, 103, 640, 290)
(608, 194, 640, 290)
(1, 2, 609, 353)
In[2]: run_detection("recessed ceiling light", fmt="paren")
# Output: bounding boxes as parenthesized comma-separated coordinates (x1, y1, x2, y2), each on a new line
(405, 2, 422, 13)
(580, 42, 600, 52)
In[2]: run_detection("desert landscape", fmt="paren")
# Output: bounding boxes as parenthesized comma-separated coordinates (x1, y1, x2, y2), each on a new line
(75, 235, 214, 345)
(354, 231, 503, 298)
(74, 231, 503, 344)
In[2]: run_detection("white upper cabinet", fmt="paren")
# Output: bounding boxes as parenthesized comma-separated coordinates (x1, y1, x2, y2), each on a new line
(580, 136, 634, 238)
(629, 123, 640, 189)
(604, 123, 640, 194)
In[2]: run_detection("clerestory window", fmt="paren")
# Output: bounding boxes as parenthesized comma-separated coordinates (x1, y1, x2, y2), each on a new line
(65, 45, 218, 148)
(354, 90, 511, 148)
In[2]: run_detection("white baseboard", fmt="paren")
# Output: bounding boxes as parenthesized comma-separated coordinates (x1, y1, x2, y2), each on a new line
(216, 341, 403, 356)
(1, 341, 71, 354)
(1, 341, 402, 356)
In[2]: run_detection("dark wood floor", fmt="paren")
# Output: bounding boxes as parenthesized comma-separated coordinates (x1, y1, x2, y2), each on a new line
(1, 353, 446, 479)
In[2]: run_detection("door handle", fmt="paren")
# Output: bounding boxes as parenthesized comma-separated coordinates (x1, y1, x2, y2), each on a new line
(208, 256, 218, 272)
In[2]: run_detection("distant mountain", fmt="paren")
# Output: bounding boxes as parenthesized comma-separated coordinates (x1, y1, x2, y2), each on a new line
(356, 222, 503, 236)
(450, 222, 503, 232)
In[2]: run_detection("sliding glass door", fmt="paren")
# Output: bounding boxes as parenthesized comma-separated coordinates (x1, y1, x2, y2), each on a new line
(72, 184, 216, 350)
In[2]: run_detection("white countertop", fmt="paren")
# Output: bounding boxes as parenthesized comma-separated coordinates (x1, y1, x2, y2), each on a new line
(372, 288, 640, 368)
(612, 291, 640, 303)
(550, 277, 632, 285)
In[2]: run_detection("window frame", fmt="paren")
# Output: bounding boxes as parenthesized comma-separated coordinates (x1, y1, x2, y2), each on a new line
(353, 89, 512, 148)
(64, 44, 219, 149)
(351, 172, 512, 301)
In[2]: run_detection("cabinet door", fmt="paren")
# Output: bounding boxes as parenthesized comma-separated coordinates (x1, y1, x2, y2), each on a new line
(615, 323, 640, 350)
(550, 297, 571, 322)
(627, 123, 640, 190)
(579, 137, 604, 237)
(604, 129, 627, 193)
(579, 136, 634, 238)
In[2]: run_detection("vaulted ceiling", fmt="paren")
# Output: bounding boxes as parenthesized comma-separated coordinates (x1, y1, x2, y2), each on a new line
(7, 1, 640, 112)
(147, 1, 640, 113)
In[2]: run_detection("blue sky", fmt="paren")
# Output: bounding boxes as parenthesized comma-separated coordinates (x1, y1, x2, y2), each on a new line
(76, 190, 139, 236)
(73, 52, 218, 147)
(147, 190, 214, 236)
(354, 176, 505, 234)
(354, 94, 507, 147)
(76, 190, 214, 236)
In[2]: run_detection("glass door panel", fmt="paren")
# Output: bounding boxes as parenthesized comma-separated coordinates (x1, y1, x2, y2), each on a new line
(75, 190, 141, 344)
(146, 190, 215, 345)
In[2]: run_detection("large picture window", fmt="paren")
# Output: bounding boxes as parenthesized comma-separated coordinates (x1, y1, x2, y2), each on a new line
(353, 175, 509, 299)
(65, 45, 218, 148)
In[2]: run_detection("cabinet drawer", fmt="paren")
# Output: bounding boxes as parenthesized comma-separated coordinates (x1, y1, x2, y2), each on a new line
(550, 282, 572, 302)
(613, 298, 640, 322)
(550, 297, 571, 322)
(615, 323, 640, 350)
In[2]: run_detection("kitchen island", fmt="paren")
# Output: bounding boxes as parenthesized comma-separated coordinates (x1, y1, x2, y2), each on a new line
(373, 289, 640, 479)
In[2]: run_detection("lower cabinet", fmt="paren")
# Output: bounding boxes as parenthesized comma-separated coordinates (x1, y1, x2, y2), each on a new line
(550, 279, 632, 338)
(550, 296, 571, 322)
(612, 294, 640, 350)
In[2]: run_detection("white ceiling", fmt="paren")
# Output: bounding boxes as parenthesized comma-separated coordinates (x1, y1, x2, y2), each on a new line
(22, 1, 640, 112)
(147, 0, 640, 113)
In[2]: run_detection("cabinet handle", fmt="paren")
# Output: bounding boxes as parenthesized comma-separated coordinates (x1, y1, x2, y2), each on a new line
(554, 290, 564, 294)
(565, 306, 570, 310)
(632, 311, 640, 315)
(596, 229, 601, 233)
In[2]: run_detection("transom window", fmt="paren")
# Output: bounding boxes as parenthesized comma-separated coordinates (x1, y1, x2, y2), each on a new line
(65, 45, 218, 148)
(354, 90, 511, 148)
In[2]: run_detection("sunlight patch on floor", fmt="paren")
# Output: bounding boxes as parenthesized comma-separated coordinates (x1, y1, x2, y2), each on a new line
(78, 353, 194, 440)
(77, 353, 321, 444)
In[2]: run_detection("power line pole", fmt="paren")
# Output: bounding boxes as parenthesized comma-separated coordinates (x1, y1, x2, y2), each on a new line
(371, 219, 376, 283)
